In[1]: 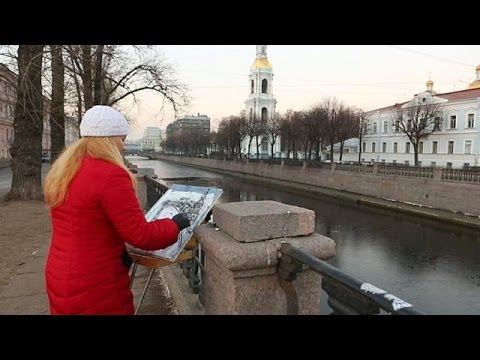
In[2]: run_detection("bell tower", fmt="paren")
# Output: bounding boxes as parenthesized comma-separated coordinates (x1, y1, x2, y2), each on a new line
(246, 45, 277, 124)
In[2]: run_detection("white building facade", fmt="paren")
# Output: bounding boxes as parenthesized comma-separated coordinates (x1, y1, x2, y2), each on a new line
(241, 45, 281, 157)
(140, 126, 163, 152)
(349, 67, 480, 169)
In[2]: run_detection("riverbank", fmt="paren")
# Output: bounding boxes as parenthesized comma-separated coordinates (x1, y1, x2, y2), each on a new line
(154, 155, 480, 231)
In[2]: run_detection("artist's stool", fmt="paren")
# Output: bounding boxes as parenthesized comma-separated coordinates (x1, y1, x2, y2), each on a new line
(128, 237, 198, 315)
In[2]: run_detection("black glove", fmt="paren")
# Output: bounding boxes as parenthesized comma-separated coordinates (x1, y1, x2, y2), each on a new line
(172, 213, 190, 231)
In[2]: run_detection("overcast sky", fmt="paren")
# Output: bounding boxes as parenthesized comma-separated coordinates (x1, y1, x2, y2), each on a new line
(125, 45, 480, 140)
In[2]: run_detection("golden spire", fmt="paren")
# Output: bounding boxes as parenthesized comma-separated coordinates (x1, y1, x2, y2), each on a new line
(252, 45, 272, 69)
(467, 65, 480, 89)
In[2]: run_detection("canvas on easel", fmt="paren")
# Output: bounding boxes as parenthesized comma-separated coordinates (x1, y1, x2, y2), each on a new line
(127, 184, 223, 261)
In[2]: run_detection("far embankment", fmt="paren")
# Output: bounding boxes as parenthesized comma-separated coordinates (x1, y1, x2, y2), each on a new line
(145, 155, 480, 229)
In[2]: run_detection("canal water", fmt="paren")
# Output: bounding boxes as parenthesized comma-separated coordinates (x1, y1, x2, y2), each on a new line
(129, 157, 480, 315)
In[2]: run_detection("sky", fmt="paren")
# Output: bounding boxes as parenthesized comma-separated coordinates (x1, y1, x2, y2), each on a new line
(124, 45, 480, 140)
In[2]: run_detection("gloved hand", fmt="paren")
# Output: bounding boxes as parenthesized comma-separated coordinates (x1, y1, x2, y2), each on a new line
(172, 213, 191, 231)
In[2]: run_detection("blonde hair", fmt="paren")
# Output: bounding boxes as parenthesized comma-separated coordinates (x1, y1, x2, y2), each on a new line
(44, 137, 137, 208)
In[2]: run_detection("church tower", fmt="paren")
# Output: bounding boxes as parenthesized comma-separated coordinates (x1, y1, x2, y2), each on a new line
(246, 45, 277, 123)
(242, 45, 279, 157)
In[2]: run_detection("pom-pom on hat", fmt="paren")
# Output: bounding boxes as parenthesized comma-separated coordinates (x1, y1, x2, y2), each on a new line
(80, 105, 130, 137)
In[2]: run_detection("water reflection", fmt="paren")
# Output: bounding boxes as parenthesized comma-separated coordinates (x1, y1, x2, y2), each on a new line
(129, 158, 480, 314)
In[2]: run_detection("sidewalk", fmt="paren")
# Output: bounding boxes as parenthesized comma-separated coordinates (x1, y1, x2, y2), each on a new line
(0, 238, 203, 315)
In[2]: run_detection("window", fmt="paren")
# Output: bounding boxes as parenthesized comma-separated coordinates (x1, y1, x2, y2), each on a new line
(261, 107, 268, 122)
(362, 142, 366, 152)
(450, 115, 456, 129)
(382, 142, 387, 153)
(419, 142, 423, 154)
(395, 120, 400, 132)
(383, 121, 388, 133)
(261, 79, 268, 94)
(372, 142, 376, 153)
(467, 114, 475, 128)
(373, 122, 377, 134)
(463, 163, 470, 169)
(393, 142, 398, 153)
(405, 142, 410, 153)
(446, 162, 452, 169)
(432, 141, 438, 154)
(434, 117, 441, 131)
(431, 161, 436, 167)
(407, 120, 412, 130)
(381, 159, 386, 163)
(405, 160, 410, 166)
(465, 140, 472, 154)
(251, 80, 254, 94)
(392, 160, 397, 164)
(448, 141, 454, 154)
(418, 161, 422, 166)
(261, 137, 268, 152)
(363, 123, 368, 135)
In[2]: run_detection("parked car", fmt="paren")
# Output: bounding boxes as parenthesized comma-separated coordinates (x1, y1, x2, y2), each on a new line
(41, 155, 51, 163)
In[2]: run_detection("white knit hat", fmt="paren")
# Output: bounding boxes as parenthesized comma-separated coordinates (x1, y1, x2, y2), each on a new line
(80, 105, 130, 137)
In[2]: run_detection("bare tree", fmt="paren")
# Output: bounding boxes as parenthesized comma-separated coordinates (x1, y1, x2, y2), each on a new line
(336, 106, 358, 161)
(265, 113, 282, 158)
(317, 97, 343, 162)
(355, 109, 368, 164)
(7, 45, 45, 200)
(50, 45, 65, 163)
(393, 94, 445, 166)
(65, 45, 190, 124)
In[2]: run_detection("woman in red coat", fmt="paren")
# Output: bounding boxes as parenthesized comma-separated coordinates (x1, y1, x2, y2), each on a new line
(44, 105, 190, 315)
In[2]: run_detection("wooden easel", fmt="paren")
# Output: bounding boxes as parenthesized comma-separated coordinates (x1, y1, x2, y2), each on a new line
(128, 236, 198, 314)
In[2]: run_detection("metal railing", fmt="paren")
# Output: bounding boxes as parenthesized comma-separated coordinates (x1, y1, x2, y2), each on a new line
(144, 176, 169, 209)
(278, 242, 426, 315)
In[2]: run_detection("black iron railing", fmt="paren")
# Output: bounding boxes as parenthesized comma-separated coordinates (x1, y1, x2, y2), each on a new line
(144, 176, 169, 209)
(278, 242, 426, 315)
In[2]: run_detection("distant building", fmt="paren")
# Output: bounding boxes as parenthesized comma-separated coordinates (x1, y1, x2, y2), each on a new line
(166, 114, 210, 154)
(125, 140, 141, 153)
(0, 64, 16, 159)
(357, 71, 480, 169)
(140, 126, 163, 152)
(65, 116, 80, 146)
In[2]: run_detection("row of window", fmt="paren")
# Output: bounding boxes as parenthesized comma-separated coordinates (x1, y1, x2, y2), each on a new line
(367, 114, 475, 134)
(361, 159, 466, 169)
(363, 140, 473, 155)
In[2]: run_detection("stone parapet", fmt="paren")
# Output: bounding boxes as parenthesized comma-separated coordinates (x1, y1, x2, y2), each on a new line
(213, 200, 315, 243)
(194, 200, 336, 315)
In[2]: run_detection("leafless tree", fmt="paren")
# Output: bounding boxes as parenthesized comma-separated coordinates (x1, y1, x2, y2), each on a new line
(355, 108, 368, 164)
(265, 113, 282, 158)
(6, 45, 45, 200)
(392, 94, 445, 166)
(50, 45, 65, 163)
(316, 97, 344, 162)
(336, 106, 358, 161)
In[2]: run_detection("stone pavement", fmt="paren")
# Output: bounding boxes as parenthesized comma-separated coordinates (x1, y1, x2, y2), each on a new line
(0, 238, 204, 315)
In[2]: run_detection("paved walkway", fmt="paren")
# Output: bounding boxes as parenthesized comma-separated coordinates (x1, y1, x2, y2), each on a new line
(0, 239, 203, 315)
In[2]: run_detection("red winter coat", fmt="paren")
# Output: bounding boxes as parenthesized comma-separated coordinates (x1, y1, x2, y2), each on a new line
(45, 156, 180, 315)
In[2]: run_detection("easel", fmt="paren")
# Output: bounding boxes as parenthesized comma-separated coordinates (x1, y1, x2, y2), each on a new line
(128, 236, 198, 315)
